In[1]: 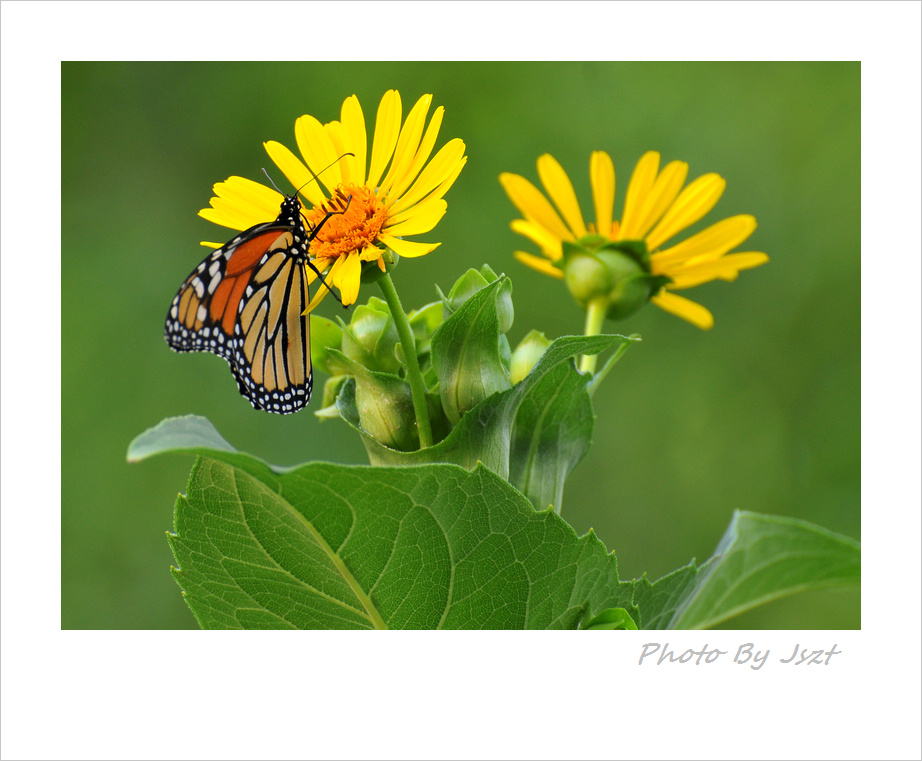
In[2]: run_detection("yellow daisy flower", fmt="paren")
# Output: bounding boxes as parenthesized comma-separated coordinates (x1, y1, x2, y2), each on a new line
(500, 151, 768, 329)
(199, 90, 467, 311)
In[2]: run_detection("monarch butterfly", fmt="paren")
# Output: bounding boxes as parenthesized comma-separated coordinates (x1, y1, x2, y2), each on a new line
(164, 190, 341, 414)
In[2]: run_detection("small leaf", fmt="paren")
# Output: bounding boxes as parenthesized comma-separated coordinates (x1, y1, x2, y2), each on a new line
(633, 510, 861, 629)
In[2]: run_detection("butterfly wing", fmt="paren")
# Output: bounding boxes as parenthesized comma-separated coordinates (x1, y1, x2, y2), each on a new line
(165, 219, 313, 414)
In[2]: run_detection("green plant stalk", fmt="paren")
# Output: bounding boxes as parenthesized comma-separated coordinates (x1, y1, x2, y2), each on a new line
(377, 272, 433, 449)
(579, 296, 609, 374)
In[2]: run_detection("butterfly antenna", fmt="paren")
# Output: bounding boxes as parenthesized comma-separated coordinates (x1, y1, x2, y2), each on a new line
(260, 153, 354, 198)
(260, 167, 285, 195)
(295, 152, 355, 196)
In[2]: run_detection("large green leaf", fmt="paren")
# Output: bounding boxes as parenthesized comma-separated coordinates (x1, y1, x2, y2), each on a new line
(633, 510, 861, 629)
(130, 419, 636, 629)
(341, 333, 637, 511)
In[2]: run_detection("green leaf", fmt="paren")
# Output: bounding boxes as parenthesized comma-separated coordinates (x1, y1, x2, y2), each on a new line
(127, 415, 283, 479)
(131, 431, 637, 629)
(507, 347, 596, 511)
(633, 510, 860, 629)
(431, 278, 512, 424)
(581, 608, 639, 630)
(345, 333, 636, 512)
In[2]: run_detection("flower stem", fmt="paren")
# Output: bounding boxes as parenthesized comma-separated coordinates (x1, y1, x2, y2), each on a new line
(579, 296, 609, 374)
(377, 272, 433, 449)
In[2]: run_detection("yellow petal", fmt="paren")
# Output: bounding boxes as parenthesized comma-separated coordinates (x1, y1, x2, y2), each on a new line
(294, 113, 342, 195)
(537, 154, 586, 238)
(666, 253, 768, 288)
(199, 176, 282, 230)
(510, 218, 563, 261)
(332, 252, 362, 305)
(651, 215, 757, 268)
(629, 160, 688, 241)
(386, 197, 447, 236)
(303, 258, 336, 313)
(304, 281, 332, 314)
(378, 93, 431, 198)
(590, 151, 615, 240)
(619, 151, 660, 240)
(650, 290, 714, 330)
(358, 246, 384, 263)
(388, 106, 444, 202)
(417, 153, 467, 208)
(514, 251, 565, 279)
(263, 141, 327, 208)
(339, 94, 367, 186)
(324, 120, 346, 171)
(368, 90, 402, 189)
(499, 173, 574, 243)
(379, 234, 439, 258)
(645, 173, 726, 251)
(303, 256, 334, 286)
(388, 138, 465, 215)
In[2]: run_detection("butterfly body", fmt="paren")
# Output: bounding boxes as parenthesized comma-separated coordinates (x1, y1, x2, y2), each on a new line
(165, 195, 317, 414)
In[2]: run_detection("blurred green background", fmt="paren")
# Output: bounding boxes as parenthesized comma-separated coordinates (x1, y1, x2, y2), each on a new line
(62, 62, 859, 629)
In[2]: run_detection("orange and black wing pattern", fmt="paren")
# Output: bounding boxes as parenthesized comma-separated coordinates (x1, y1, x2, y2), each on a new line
(164, 196, 314, 414)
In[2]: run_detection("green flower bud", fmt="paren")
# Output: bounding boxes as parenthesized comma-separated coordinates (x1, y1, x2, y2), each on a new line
(562, 239, 666, 321)
(563, 248, 615, 305)
(439, 267, 514, 334)
(309, 315, 344, 375)
(405, 301, 444, 361)
(408, 301, 445, 340)
(342, 301, 400, 374)
(329, 350, 418, 451)
(440, 267, 491, 312)
(510, 330, 551, 384)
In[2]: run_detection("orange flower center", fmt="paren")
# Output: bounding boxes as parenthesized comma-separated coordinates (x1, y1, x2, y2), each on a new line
(302, 183, 388, 259)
